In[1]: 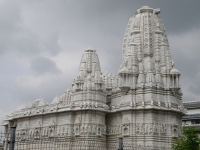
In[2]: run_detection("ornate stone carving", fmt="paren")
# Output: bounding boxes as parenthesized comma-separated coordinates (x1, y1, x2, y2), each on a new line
(122, 124, 130, 136)
(136, 123, 167, 135)
(171, 124, 181, 138)
(107, 125, 121, 135)
(57, 125, 69, 136)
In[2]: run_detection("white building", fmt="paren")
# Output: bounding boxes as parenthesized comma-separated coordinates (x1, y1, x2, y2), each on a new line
(2, 6, 185, 150)
(183, 101, 200, 127)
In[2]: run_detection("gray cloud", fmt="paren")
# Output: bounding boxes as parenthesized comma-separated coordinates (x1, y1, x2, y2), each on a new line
(0, 1, 61, 56)
(12, 74, 69, 103)
(30, 56, 61, 75)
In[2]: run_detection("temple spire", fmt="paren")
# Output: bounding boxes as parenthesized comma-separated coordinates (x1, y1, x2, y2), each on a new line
(73, 49, 104, 91)
(120, 6, 179, 90)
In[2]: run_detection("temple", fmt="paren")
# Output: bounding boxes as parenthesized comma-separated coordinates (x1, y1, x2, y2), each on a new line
(2, 6, 185, 150)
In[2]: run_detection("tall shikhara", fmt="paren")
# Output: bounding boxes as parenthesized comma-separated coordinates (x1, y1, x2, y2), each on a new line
(3, 6, 185, 150)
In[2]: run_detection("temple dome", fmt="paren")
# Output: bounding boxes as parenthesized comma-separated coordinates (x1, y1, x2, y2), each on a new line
(170, 68, 180, 75)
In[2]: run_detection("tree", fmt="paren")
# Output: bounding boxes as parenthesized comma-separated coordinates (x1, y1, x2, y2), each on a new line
(172, 126, 200, 150)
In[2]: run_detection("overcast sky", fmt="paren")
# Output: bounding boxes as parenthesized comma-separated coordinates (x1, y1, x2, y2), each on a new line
(1, 0, 200, 129)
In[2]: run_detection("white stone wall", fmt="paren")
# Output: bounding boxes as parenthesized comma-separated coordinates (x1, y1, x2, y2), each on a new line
(106, 109, 182, 150)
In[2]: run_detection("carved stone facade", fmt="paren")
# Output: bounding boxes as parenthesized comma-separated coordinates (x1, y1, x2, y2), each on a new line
(3, 6, 185, 150)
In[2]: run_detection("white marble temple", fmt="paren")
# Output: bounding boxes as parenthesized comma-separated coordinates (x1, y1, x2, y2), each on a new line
(3, 6, 185, 150)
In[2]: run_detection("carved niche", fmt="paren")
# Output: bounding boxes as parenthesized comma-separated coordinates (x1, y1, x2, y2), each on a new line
(74, 117, 81, 136)
(48, 126, 55, 138)
(34, 128, 40, 139)
(96, 125, 102, 136)
(21, 129, 27, 140)
(171, 124, 180, 138)
(96, 117, 103, 136)
(21, 122, 29, 140)
(122, 117, 130, 136)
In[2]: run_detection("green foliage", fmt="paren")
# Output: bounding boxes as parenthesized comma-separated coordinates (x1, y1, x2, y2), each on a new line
(172, 126, 200, 150)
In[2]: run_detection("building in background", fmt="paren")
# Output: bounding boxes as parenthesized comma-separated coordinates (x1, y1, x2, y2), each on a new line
(2, 6, 185, 150)
(183, 101, 200, 128)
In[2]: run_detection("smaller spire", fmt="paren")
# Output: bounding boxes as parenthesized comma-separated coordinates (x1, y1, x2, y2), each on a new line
(73, 49, 104, 92)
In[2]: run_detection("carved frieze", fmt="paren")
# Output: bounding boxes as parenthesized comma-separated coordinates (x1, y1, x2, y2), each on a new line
(75, 124, 106, 136)
(57, 125, 69, 136)
(107, 125, 121, 135)
(136, 123, 167, 134)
